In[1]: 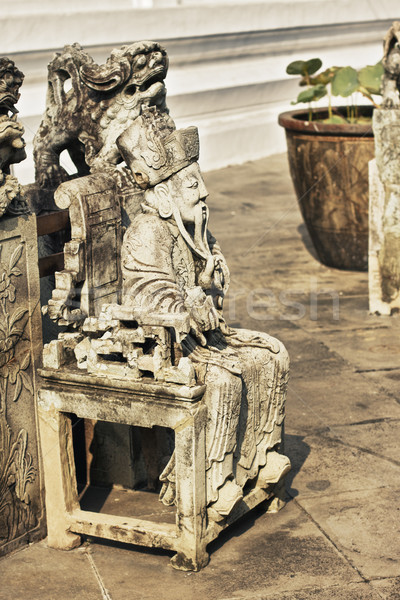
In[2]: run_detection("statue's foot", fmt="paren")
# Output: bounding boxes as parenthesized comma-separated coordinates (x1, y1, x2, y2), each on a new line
(159, 480, 176, 506)
(256, 451, 291, 489)
(159, 452, 176, 506)
(209, 479, 243, 518)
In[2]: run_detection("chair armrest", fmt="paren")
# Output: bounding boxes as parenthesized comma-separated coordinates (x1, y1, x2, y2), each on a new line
(100, 303, 190, 338)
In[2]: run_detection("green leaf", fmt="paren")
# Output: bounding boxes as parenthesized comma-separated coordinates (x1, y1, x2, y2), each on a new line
(305, 58, 323, 76)
(312, 84, 328, 101)
(332, 67, 359, 97)
(286, 58, 322, 76)
(358, 62, 384, 95)
(310, 67, 341, 86)
(286, 60, 308, 75)
(293, 84, 327, 104)
(296, 88, 316, 103)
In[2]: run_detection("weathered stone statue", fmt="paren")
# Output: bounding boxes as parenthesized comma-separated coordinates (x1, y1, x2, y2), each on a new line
(381, 21, 400, 109)
(0, 58, 29, 220)
(115, 108, 290, 517)
(369, 22, 400, 314)
(43, 106, 290, 520)
(33, 42, 168, 199)
(38, 79, 290, 569)
(0, 59, 44, 556)
(31, 41, 169, 350)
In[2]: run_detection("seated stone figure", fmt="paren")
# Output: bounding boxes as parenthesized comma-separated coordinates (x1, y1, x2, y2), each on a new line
(381, 21, 400, 108)
(0, 57, 29, 218)
(116, 108, 290, 519)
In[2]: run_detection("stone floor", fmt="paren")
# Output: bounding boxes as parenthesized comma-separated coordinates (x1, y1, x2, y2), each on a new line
(2, 154, 400, 600)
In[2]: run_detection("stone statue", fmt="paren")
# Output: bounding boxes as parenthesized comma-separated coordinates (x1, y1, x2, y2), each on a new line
(39, 89, 291, 566)
(33, 42, 169, 193)
(381, 21, 400, 108)
(32, 41, 169, 346)
(114, 108, 291, 518)
(0, 58, 44, 556)
(0, 58, 29, 219)
(369, 22, 400, 314)
(43, 106, 290, 521)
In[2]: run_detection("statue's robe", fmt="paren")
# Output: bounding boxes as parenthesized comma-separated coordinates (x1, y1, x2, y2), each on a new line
(122, 210, 289, 503)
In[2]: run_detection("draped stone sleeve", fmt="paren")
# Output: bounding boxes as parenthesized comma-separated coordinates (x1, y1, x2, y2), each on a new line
(121, 213, 187, 314)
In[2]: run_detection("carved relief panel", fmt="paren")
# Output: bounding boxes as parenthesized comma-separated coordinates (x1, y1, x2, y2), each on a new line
(0, 214, 45, 556)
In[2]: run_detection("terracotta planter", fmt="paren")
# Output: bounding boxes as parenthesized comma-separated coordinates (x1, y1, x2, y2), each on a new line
(278, 107, 375, 271)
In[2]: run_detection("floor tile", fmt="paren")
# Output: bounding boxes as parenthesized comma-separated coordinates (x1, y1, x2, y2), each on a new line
(0, 541, 102, 600)
(298, 488, 400, 579)
(90, 501, 361, 600)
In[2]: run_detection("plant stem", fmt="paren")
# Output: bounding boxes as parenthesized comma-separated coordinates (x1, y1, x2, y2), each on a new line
(360, 91, 380, 108)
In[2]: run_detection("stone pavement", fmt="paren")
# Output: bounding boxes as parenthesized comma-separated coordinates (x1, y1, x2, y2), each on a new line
(1, 154, 400, 599)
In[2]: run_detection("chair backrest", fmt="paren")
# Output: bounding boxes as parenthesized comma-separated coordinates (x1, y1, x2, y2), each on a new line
(53, 173, 122, 319)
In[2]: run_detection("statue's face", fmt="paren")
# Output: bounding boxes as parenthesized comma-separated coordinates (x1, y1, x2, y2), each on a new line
(0, 69, 22, 115)
(168, 162, 208, 224)
(385, 38, 400, 74)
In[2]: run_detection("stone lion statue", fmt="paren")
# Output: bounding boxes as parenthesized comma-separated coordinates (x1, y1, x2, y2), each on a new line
(33, 41, 169, 192)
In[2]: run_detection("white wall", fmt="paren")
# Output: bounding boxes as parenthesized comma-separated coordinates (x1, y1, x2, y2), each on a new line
(1, 1, 398, 182)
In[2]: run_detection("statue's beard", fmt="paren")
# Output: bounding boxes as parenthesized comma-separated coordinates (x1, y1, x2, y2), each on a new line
(173, 201, 215, 288)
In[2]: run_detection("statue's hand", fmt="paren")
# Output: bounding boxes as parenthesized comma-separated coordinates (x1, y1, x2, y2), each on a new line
(185, 287, 220, 346)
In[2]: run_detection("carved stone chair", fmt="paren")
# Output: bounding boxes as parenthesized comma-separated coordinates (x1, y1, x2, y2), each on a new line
(38, 173, 287, 571)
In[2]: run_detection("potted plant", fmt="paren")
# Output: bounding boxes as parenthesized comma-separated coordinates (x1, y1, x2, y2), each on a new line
(278, 58, 383, 271)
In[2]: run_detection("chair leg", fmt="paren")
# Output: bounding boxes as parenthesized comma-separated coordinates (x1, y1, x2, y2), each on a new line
(266, 477, 287, 513)
(172, 405, 209, 571)
(170, 549, 209, 572)
(38, 403, 81, 549)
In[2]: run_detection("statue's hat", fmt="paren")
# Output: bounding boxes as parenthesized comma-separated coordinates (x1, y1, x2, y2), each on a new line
(116, 107, 199, 189)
